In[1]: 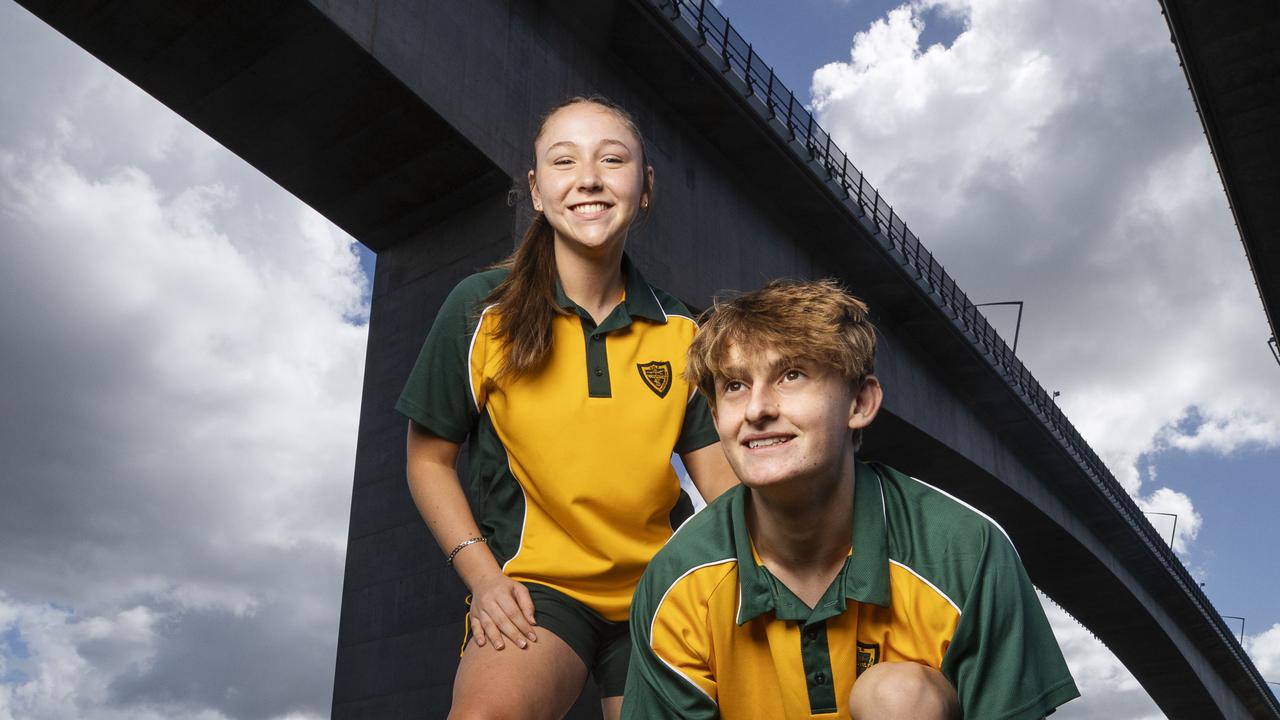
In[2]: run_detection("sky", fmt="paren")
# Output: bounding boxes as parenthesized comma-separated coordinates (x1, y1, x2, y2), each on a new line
(0, 0, 1277, 718)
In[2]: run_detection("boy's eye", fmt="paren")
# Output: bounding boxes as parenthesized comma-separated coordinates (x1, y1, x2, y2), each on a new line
(602, 156, 624, 165)
(553, 157, 574, 166)
(723, 380, 744, 393)
(782, 369, 804, 382)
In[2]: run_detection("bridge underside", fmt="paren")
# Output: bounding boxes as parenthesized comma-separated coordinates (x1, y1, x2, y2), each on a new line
(16, 0, 1278, 717)
(1160, 0, 1280, 347)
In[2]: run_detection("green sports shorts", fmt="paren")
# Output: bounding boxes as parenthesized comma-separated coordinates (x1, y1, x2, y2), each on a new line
(463, 582, 632, 697)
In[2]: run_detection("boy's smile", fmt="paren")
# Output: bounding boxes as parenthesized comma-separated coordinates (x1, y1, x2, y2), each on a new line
(713, 346, 879, 493)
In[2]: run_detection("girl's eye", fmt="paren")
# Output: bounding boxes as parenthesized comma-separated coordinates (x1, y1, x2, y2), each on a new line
(553, 158, 574, 166)
(602, 156, 624, 165)
(724, 380, 743, 393)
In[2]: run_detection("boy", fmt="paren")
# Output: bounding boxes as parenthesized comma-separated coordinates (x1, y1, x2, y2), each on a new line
(623, 280, 1078, 719)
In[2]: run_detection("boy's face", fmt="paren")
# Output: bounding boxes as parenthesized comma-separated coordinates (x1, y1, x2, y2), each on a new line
(712, 344, 880, 492)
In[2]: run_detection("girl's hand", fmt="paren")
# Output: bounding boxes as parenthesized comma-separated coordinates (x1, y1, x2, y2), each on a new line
(468, 571, 538, 650)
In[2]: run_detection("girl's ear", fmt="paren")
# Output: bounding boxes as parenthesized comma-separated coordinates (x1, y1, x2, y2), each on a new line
(528, 169, 542, 213)
(641, 165, 655, 209)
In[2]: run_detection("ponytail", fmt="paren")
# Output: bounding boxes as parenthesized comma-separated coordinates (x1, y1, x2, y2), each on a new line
(482, 213, 568, 379)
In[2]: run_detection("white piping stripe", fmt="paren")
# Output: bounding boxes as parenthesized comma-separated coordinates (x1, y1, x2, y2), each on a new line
(650, 558, 737, 705)
(905, 474, 1020, 560)
(889, 558, 961, 615)
(735, 583, 743, 626)
(467, 304, 497, 412)
(877, 471, 887, 525)
(646, 285, 670, 322)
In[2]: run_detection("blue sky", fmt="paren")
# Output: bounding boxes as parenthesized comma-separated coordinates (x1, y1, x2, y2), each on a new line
(2, 0, 1278, 717)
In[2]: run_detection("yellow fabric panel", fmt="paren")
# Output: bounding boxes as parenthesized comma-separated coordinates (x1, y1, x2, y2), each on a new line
(736, 619, 830, 718)
(648, 559, 962, 718)
(858, 562, 960, 667)
(475, 309, 700, 621)
(468, 305, 499, 410)
(648, 560, 738, 703)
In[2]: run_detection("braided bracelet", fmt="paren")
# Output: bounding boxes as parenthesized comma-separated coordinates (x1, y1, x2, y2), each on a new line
(446, 536, 488, 567)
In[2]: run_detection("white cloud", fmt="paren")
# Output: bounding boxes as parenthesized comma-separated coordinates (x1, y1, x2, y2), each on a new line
(1135, 486, 1201, 556)
(812, 0, 1276, 506)
(812, 0, 1278, 488)
(1246, 623, 1280, 683)
(0, 3, 368, 717)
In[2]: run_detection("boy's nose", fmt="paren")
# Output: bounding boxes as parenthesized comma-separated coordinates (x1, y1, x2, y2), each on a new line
(744, 385, 779, 424)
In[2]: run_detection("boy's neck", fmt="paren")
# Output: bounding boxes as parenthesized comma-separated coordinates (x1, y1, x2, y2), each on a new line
(746, 455, 857, 608)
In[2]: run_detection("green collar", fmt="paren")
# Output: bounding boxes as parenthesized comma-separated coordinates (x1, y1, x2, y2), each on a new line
(735, 461, 891, 626)
(552, 254, 668, 331)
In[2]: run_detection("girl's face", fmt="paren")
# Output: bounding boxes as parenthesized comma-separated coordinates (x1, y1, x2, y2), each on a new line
(528, 103, 652, 258)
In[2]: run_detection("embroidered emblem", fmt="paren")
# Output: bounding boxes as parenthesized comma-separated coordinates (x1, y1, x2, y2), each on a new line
(856, 641, 881, 677)
(636, 361, 673, 398)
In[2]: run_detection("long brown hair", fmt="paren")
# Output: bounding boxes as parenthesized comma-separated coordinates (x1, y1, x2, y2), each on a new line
(484, 96, 652, 379)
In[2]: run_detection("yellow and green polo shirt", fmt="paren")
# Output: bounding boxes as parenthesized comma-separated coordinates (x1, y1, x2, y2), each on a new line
(396, 257, 719, 621)
(624, 461, 1079, 719)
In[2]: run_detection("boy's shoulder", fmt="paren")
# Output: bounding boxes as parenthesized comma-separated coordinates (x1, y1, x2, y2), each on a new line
(874, 462, 1001, 533)
(641, 486, 745, 589)
(870, 462, 1021, 602)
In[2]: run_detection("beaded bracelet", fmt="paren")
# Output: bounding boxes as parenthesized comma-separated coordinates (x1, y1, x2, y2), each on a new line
(446, 536, 488, 567)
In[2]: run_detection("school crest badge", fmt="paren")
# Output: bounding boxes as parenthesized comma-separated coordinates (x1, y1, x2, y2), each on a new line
(636, 361, 673, 398)
(856, 641, 881, 677)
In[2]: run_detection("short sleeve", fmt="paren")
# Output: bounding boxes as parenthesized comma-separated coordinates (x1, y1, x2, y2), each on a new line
(675, 392, 719, 455)
(940, 529, 1080, 720)
(394, 274, 495, 443)
(623, 569, 720, 720)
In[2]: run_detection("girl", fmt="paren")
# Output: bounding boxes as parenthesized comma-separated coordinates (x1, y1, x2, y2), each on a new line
(397, 97, 736, 719)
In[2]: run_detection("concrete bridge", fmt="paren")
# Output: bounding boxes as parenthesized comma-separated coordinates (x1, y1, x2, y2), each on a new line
(16, 0, 1279, 717)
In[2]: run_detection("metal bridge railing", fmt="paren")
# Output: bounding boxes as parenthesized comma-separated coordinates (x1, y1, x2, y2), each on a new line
(651, 0, 1274, 704)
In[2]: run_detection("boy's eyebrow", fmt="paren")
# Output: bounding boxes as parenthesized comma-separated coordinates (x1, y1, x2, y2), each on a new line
(716, 354, 811, 382)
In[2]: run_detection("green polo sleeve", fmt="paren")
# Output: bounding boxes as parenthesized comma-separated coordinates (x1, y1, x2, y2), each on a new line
(674, 393, 719, 455)
(940, 527, 1080, 720)
(395, 272, 498, 443)
(624, 566, 720, 720)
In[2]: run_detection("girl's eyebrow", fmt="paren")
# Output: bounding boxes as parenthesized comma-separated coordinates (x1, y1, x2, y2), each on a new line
(543, 139, 632, 155)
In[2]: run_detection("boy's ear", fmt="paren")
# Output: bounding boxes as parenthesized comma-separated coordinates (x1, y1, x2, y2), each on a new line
(848, 375, 882, 431)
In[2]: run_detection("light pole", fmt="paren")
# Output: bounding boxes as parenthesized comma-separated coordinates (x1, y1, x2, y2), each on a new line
(1223, 615, 1246, 646)
(1142, 511, 1179, 549)
(975, 301, 1025, 355)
